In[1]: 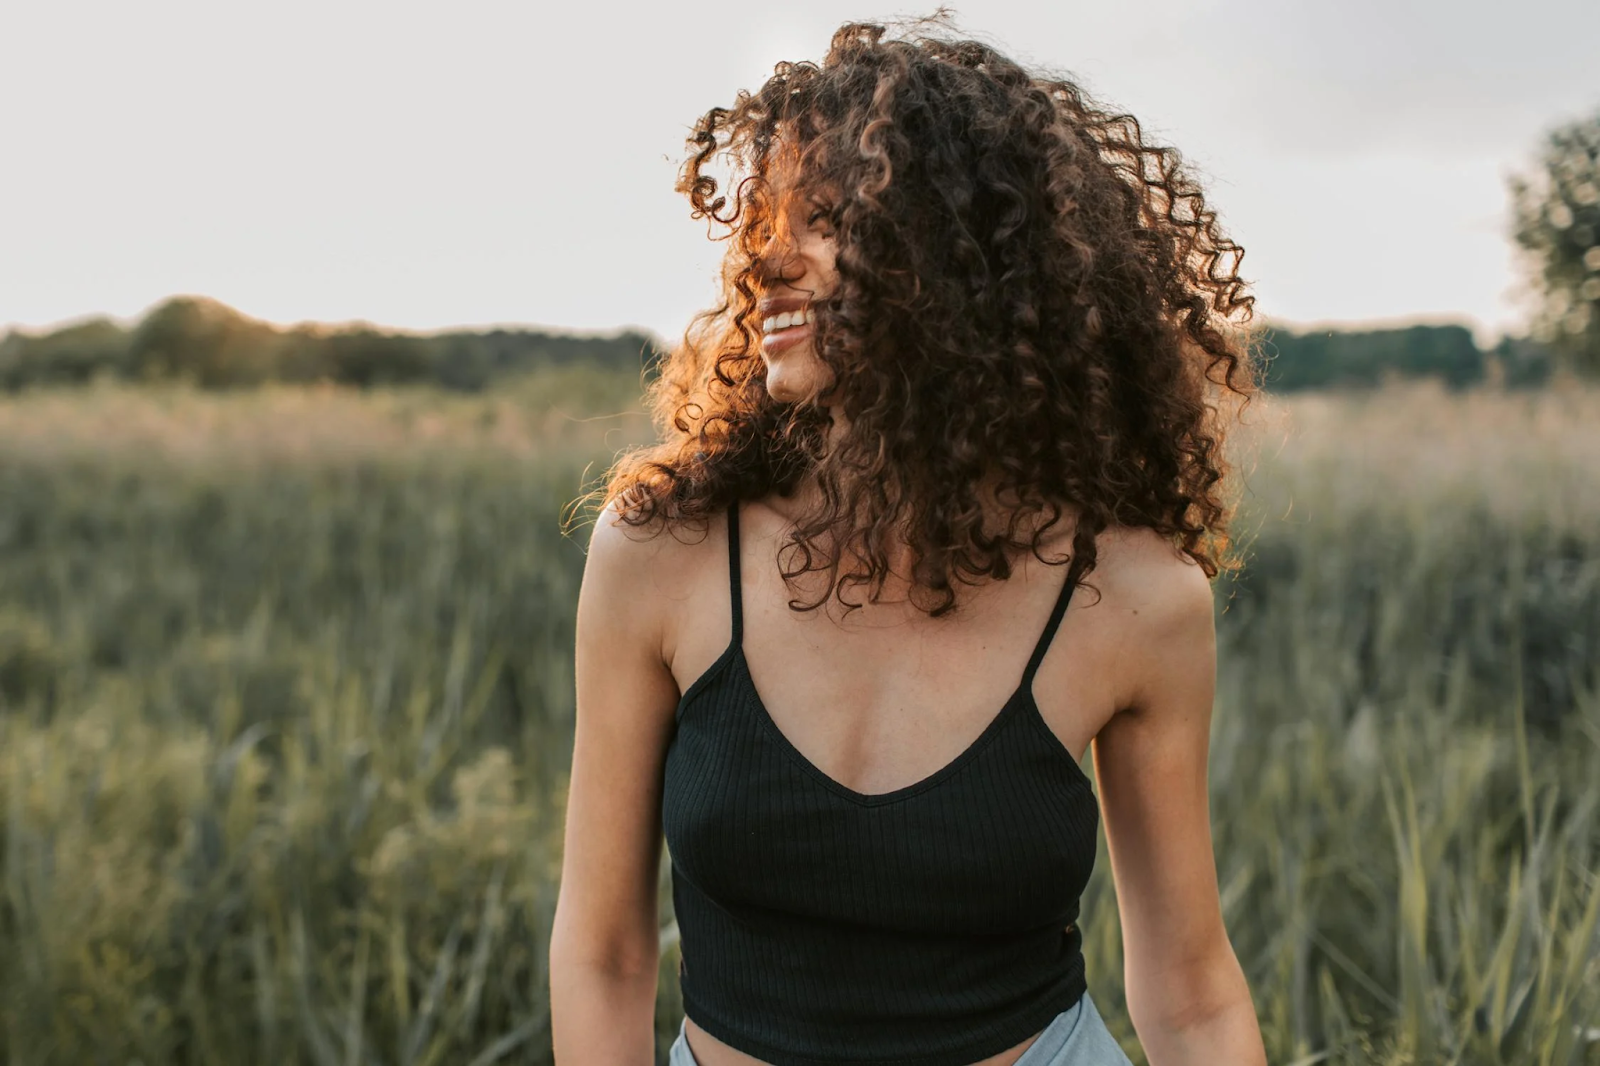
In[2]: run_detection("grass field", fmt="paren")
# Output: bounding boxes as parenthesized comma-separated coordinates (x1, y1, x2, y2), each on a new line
(0, 374, 1595, 1065)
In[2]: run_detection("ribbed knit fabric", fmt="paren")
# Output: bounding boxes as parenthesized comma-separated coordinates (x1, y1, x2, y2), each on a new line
(662, 502, 1101, 1066)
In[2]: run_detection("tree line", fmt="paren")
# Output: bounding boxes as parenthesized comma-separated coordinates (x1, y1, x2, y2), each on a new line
(0, 296, 665, 393)
(1260, 323, 1553, 391)
(0, 294, 1564, 395)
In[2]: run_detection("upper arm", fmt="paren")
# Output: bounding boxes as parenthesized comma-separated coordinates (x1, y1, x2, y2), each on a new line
(1091, 544, 1234, 1027)
(549, 501, 688, 977)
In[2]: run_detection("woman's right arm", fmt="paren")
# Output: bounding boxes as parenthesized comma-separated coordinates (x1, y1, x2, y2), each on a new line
(549, 501, 688, 1065)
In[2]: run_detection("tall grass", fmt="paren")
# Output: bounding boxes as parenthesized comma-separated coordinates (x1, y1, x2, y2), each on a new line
(0, 377, 1595, 1065)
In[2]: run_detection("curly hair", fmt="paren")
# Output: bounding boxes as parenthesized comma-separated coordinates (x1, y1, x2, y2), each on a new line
(595, 12, 1260, 617)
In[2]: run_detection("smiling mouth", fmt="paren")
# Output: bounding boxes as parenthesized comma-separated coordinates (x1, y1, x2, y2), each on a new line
(760, 308, 815, 334)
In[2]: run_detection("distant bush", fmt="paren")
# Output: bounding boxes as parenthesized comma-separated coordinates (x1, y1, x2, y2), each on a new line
(0, 316, 134, 386)
(1485, 333, 1558, 389)
(1258, 322, 1517, 391)
(0, 296, 667, 393)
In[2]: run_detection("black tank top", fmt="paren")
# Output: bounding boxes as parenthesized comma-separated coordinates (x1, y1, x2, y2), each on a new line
(662, 502, 1100, 1066)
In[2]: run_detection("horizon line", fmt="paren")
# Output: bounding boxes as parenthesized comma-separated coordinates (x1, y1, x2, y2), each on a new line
(3, 298, 1525, 349)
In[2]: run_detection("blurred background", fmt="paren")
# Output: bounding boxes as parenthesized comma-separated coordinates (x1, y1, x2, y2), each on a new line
(0, 2, 1597, 1064)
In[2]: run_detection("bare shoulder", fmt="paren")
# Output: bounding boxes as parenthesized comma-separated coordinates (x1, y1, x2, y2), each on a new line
(585, 496, 710, 577)
(1086, 524, 1215, 630)
(1081, 525, 1216, 717)
(581, 498, 725, 665)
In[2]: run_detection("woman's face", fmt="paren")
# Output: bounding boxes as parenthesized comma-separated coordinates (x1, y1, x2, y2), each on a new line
(755, 160, 839, 405)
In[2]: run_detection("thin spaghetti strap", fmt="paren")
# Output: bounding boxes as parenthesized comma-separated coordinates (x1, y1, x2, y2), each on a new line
(726, 500, 744, 645)
(1020, 553, 1084, 687)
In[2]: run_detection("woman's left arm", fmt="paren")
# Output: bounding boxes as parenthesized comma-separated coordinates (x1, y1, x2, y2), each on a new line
(1092, 545, 1267, 1066)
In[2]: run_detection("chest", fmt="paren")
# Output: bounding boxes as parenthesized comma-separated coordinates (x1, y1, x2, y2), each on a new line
(669, 546, 1121, 801)
(662, 651, 1101, 935)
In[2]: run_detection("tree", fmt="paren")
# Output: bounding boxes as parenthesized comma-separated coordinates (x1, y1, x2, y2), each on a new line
(1508, 107, 1600, 377)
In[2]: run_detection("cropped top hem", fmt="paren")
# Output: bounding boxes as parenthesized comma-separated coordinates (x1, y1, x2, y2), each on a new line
(680, 979, 1089, 1066)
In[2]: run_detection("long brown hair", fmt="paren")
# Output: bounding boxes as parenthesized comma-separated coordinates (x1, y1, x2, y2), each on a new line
(594, 13, 1260, 617)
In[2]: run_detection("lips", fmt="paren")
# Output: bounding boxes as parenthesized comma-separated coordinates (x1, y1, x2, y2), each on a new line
(760, 316, 812, 357)
(756, 294, 815, 357)
(761, 321, 812, 358)
(757, 295, 810, 317)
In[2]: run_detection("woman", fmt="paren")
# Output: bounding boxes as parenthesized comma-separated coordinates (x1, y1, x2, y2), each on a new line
(551, 15, 1268, 1066)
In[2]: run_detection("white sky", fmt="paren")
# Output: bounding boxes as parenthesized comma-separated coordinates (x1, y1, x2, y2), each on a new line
(2, 0, 1597, 347)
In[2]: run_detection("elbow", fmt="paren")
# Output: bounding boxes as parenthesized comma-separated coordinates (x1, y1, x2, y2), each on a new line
(548, 904, 662, 982)
(1125, 942, 1252, 1034)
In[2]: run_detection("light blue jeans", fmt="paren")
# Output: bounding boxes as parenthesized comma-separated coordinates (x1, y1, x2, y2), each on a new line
(669, 991, 1136, 1065)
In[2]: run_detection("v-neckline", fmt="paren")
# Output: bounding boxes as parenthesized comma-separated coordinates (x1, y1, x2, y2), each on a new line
(690, 497, 1092, 808)
(732, 645, 1036, 808)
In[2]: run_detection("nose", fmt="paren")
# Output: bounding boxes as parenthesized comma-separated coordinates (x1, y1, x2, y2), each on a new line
(754, 220, 805, 287)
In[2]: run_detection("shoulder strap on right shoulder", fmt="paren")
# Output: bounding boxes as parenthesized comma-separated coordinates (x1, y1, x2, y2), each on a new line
(726, 501, 743, 643)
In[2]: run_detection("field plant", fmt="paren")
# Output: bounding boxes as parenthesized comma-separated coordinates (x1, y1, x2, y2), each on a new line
(0, 375, 1595, 1065)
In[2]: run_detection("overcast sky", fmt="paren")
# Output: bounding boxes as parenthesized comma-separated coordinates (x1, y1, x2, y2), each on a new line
(2, 0, 1597, 346)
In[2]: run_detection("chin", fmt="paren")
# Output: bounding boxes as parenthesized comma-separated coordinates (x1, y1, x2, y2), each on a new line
(763, 367, 803, 404)
(766, 379, 803, 404)
(765, 354, 832, 403)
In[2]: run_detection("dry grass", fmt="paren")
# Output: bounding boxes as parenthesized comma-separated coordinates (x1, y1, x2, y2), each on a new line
(0, 368, 653, 466)
(1229, 377, 1600, 535)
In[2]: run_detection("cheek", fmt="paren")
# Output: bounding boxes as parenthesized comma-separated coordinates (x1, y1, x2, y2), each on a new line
(814, 250, 838, 290)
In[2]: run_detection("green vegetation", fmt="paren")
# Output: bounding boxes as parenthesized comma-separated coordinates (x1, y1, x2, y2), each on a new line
(1261, 323, 1483, 391)
(0, 296, 665, 392)
(1258, 323, 1560, 392)
(0, 295, 1571, 397)
(0, 377, 1596, 1064)
(1510, 106, 1600, 376)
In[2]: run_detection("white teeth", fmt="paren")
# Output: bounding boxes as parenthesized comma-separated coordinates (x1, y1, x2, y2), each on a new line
(760, 309, 815, 334)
